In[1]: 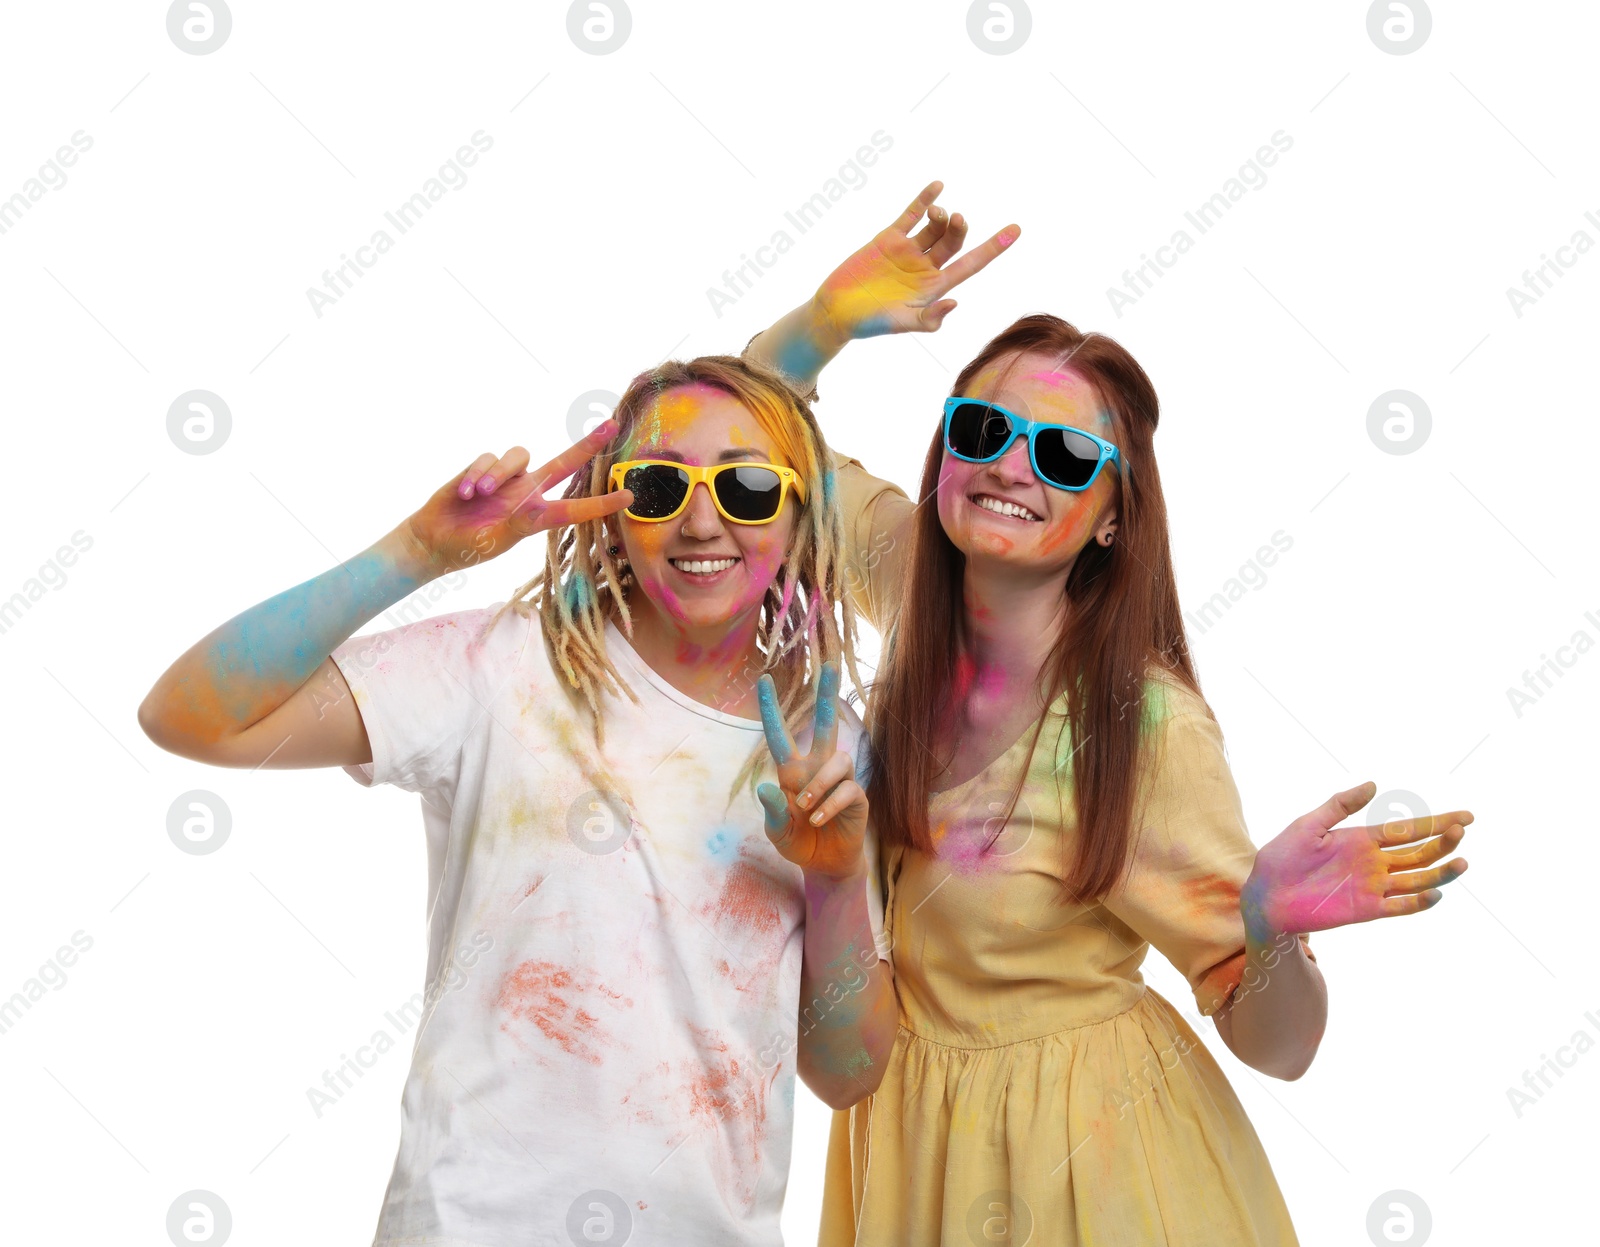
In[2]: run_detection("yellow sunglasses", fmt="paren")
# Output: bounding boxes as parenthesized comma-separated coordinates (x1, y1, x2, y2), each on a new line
(608, 459, 807, 525)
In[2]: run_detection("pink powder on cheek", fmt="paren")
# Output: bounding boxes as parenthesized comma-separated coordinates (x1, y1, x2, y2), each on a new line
(732, 541, 785, 611)
(634, 574, 690, 623)
(935, 456, 981, 519)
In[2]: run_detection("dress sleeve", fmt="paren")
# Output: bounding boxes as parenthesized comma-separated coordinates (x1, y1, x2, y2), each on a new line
(1101, 707, 1315, 1017)
(329, 606, 503, 797)
(828, 449, 916, 631)
(736, 332, 914, 629)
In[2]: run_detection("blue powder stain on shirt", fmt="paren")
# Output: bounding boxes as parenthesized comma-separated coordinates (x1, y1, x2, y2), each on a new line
(705, 825, 741, 861)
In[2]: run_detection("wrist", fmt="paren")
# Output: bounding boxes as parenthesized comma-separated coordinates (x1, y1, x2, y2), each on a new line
(382, 520, 446, 585)
(803, 294, 856, 355)
(1239, 877, 1286, 945)
(802, 860, 870, 896)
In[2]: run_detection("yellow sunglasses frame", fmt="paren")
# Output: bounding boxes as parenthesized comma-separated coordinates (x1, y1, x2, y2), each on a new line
(607, 459, 807, 525)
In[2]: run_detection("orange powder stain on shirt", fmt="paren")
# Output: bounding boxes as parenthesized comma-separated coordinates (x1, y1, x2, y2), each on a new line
(681, 1026, 771, 1153)
(497, 960, 633, 1066)
(704, 857, 793, 994)
(617, 1027, 779, 1210)
(712, 859, 787, 933)
(679, 1022, 780, 1213)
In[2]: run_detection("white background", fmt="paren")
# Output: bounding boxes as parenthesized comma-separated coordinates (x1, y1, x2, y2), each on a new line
(0, 2, 1593, 1244)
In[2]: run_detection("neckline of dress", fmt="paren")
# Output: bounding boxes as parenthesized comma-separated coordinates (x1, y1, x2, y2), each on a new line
(928, 690, 1072, 800)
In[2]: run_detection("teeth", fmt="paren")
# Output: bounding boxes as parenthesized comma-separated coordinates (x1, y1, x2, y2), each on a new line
(975, 496, 1040, 522)
(671, 558, 739, 574)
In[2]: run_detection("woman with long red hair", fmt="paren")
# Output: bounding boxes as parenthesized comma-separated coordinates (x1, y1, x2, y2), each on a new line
(747, 183, 1473, 1245)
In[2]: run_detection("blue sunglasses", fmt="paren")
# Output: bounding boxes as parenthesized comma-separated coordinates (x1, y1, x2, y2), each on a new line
(942, 398, 1122, 492)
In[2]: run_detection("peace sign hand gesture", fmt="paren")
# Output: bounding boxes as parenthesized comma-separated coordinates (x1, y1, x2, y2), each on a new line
(756, 662, 870, 883)
(1241, 781, 1472, 941)
(810, 180, 1020, 341)
(402, 420, 633, 577)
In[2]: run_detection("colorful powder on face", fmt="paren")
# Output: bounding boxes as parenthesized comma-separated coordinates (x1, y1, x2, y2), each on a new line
(1035, 506, 1099, 556)
(936, 433, 1109, 564)
(617, 385, 807, 636)
(940, 359, 1121, 563)
(626, 385, 721, 459)
(731, 535, 785, 616)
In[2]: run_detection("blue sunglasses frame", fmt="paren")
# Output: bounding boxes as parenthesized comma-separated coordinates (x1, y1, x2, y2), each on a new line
(942, 397, 1123, 492)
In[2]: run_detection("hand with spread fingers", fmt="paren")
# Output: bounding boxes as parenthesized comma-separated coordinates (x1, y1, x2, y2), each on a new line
(810, 179, 1021, 342)
(744, 179, 1019, 392)
(1242, 780, 1471, 942)
(402, 420, 634, 576)
(755, 662, 869, 883)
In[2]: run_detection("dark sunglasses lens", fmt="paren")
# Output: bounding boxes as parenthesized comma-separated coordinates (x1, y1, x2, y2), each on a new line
(1032, 427, 1103, 489)
(623, 464, 690, 517)
(714, 465, 784, 521)
(946, 402, 1014, 460)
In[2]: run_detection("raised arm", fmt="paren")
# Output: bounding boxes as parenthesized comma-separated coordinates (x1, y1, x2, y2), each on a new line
(746, 180, 1020, 397)
(745, 182, 1019, 626)
(136, 423, 631, 770)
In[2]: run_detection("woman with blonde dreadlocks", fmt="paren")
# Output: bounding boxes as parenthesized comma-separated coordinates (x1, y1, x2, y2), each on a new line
(136, 355, 897, 1247)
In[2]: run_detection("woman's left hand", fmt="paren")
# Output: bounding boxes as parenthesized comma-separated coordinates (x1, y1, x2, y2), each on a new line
(1241, 781, 1471, 941)
(756, 662, 869, 882)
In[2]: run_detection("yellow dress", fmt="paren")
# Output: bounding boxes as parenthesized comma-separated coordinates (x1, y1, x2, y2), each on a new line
(818, 454, 1315, 1246)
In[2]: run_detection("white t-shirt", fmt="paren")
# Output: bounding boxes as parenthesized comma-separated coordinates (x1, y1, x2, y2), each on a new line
(330, 602, 887, 1247)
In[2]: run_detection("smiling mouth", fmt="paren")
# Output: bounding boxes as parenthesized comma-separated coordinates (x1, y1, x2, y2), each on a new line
(971, 493, 1042, 523)
(668, 556, 742, 576)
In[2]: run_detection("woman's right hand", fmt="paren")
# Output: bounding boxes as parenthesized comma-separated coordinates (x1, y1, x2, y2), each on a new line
(401, 420, 634, 576)
(810, 180, 1021, 342)
(756, 662, 869, 883)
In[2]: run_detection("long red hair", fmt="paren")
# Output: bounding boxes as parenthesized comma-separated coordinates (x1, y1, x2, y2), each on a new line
(865, 314, 1204, 901)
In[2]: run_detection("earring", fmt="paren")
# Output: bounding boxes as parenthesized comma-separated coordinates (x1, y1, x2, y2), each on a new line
(1102, 534, 1114, 547)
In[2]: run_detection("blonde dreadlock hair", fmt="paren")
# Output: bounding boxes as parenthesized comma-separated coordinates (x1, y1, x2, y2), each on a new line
(494, 355, 862, 793)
